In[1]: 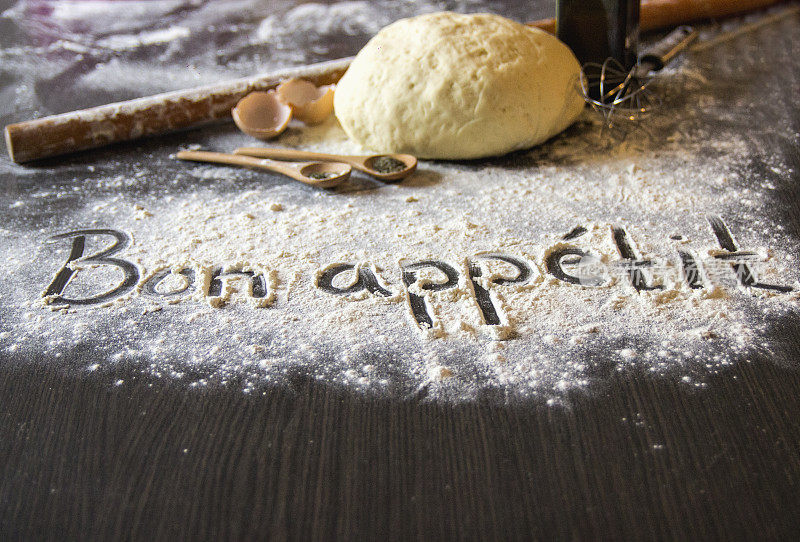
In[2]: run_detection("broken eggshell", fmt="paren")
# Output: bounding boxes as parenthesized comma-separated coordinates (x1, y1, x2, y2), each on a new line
(275, 78, 335, 125)
(232, 91, 292, 140)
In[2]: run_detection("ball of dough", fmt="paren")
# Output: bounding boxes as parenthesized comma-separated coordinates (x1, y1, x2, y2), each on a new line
(334, 12, 584, 160)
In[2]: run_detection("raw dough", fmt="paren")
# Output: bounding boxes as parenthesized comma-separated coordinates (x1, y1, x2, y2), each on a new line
(333, 12, 584, 160)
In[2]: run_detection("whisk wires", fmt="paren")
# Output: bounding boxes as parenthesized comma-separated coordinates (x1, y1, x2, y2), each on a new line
(579, 58, 660, 127)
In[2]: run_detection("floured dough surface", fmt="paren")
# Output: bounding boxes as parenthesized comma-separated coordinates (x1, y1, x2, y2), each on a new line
(334, 12, 584, 159)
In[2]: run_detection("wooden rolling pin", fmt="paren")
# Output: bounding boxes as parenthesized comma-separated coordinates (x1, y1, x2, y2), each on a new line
(534, 0, 783, 34)
(4, 0, 782, 163)
(4, 58, 351, 164)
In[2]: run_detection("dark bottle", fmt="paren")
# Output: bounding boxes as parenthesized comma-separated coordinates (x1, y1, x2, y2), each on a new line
(556, 0, 640, 69)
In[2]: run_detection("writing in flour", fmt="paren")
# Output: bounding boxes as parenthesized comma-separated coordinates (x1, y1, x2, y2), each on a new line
(1, 0, 798, 405)
(40, 216, 793, 337)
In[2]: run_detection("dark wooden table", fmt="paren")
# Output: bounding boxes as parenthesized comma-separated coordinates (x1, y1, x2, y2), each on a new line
(1, 1, 799, 539)
(2, 353, 800, 539)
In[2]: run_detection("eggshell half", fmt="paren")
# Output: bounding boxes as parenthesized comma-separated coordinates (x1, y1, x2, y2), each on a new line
(232, 91, 292, 139)
(276, 78, 335, 125)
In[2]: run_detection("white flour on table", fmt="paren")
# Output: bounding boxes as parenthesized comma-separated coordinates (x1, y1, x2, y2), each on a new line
(2, 100, 799, 403)
(1, 3, 799, 403)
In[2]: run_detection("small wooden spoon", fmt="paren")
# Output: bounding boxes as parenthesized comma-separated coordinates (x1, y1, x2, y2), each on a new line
(234, 147, 417, 181)
(175, 150, 350, 188)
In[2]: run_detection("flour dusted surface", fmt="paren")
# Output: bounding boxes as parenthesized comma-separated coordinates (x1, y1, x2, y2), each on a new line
(2, 1, 799, 403)
(2, 102, 799, 402)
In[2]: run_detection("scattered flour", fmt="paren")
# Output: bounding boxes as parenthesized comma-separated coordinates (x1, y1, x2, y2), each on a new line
(2, 105, 799, 402)
(254, 0, 496, 43)
(96, 26, 191, 51)
(1, 1, 798, 403)
(256, 2, 388, 42)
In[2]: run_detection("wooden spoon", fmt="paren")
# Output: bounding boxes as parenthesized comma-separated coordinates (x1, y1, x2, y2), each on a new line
(234, 147, 417, 181)
(175, 150, 350, 188)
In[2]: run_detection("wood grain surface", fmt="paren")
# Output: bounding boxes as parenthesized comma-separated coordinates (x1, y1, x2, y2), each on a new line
(2, 1, 800, 540)
(1, 346, 800, 540)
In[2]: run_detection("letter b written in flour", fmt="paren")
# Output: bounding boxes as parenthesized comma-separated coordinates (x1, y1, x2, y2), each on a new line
(43, 229, 139, 306)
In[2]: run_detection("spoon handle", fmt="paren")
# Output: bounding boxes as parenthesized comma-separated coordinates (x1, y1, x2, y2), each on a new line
(175, 150, 321, 186)
(235, 147, 360, 166)
(176, 149, 277, 169)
